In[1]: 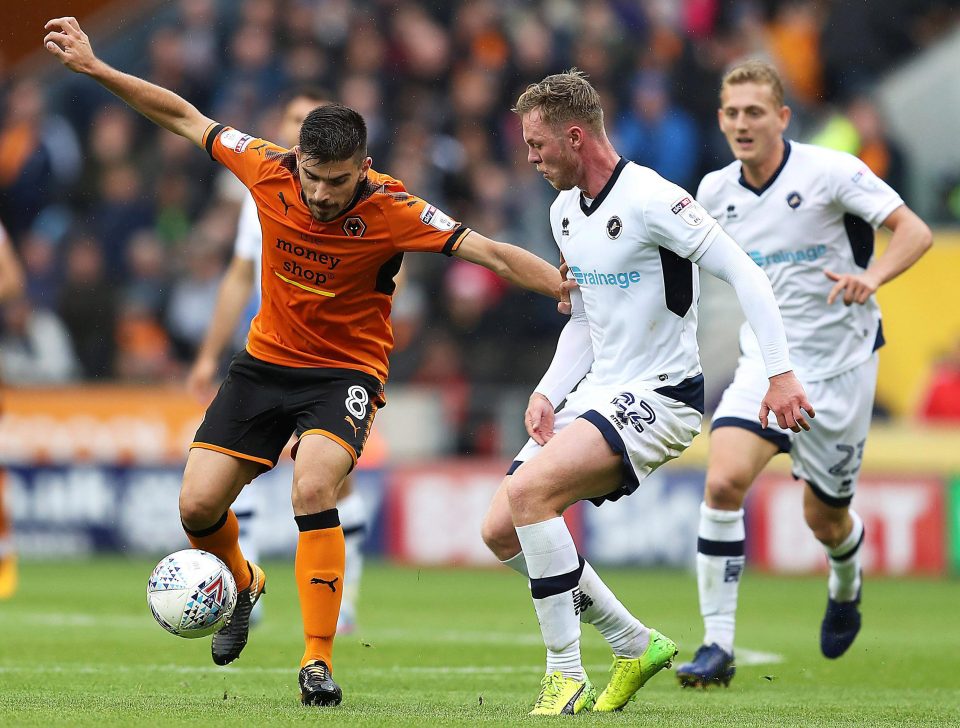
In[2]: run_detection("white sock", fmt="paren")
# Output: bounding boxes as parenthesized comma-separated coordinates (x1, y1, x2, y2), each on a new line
(697, 503, 745, 655)
(338, 491, 368, 622)
(578, 561, 650, 657)
(501, 551, 648, 657)
(516, 517, 584, 680)
(501, 552, 528, 576)
(232, 487, 260, 565)
(826, 510, 864, 602)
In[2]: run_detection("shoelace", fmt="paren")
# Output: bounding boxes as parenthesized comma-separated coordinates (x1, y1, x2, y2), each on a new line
(303, 663, 329, 682)
(534, 674, 565, 709)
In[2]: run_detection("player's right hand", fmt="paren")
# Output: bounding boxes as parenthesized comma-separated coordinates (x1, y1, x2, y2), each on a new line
(525, 392, 556, 445)
(760, 370, 815, 433)
(556, 261, 578, 316)
(44, 17, 98, 74)
(186, 355, 219, 405)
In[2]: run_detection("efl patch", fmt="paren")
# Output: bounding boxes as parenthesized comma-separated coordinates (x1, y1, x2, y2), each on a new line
(786, 191, 803, 209)
(219, 128, 254, 154)
(671, 196, 706, 226)
(420, 205, 457, 232)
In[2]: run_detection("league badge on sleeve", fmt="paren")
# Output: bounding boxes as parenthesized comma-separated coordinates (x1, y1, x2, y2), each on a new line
(420, 205, 457, 232)
(219, 128, 255, 154)
(670, 196, 706, 226)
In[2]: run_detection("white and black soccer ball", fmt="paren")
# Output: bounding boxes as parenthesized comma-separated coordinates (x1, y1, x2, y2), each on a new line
(147, 549, 238, 638)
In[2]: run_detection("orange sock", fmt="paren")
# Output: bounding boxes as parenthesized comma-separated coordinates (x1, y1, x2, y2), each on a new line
(184, 510, 251, 592)
(294, 509, 345, 670)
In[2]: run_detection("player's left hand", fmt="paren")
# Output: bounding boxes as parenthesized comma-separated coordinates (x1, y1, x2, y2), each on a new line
(760, 371, 815, 432)
(525, 392, 556, 445)
(824, 269, 880, 306)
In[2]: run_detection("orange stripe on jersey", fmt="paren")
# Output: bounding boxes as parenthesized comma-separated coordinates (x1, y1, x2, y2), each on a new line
(208, 125, 464, 381)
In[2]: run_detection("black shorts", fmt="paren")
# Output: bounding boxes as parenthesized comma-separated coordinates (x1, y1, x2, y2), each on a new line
(192, 351, 385, 469)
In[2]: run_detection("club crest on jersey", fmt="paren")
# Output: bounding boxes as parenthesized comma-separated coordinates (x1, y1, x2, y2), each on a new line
(670, 196, 706, 226)
(219, 128, 254, 153)
(786, 191, 803, 209)
(420, 205, 457, 232)
(343, 216, 366, 237)
(606, 216, 623, 239)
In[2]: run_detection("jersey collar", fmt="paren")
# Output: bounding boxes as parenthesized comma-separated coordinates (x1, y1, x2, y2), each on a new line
(738, 139, 792, 196)
(579, 157, 629, 216)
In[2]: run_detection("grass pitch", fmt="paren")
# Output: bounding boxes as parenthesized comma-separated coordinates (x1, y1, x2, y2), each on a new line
(0, 558, 957, 726)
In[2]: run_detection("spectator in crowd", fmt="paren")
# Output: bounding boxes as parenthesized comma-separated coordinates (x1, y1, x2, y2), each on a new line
(56, 234, 117, 379)
(0, 295, 79, 384)
(919, 339, 960, 423)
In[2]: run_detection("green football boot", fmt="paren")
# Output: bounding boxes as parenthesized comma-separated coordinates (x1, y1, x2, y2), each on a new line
(593, 629, 678, 712)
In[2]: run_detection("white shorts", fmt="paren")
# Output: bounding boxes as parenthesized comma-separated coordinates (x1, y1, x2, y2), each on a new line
(712, 353, 878, 506)
(509, 376, 704, 505)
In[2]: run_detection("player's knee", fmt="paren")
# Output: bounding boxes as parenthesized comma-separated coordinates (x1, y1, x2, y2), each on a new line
(480, 511, 519, 560)
(178, 488, 223, 532)
(291, 472, 339, 514)
(704, 473, 749, 510)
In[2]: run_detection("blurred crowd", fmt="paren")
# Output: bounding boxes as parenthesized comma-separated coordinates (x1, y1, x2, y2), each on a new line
(0, 0, 957, 409)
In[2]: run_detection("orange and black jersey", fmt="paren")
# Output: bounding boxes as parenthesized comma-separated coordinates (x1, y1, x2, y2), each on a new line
(203, 124, 471, 383)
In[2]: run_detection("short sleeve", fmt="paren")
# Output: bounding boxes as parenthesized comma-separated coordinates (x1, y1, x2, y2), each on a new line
(829, 151, 904, 228)
(203, 124, 285, 191)
(643, 182, 720, 261)
(382, 194, 471, 256)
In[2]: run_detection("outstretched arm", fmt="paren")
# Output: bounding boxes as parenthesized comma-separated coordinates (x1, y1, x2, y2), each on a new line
(695, 230, 815, 432)
(452, 230, 564, 306)
(0, 224, 25, 303)
(44, 17, 215, 148)
(825, 204, 933, 305)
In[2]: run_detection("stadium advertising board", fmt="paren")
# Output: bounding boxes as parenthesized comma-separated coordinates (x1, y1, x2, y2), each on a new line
(949, 477, 960, 574)
(747, 474, 946, 574)
(384, 461, 584, 565)
(581, 469, 703, 567)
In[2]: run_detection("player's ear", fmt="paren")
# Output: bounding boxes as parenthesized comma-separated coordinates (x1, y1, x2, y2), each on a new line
(779, 105, 792, 129)
(360, 156, 372, 175)
(293, 145, 302, 166)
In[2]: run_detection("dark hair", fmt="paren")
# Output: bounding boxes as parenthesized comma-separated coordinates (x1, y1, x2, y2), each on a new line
(298, 103, 367, 164)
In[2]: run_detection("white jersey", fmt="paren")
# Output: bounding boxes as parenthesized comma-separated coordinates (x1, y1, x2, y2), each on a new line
(551, 158, 721, 393)
(698, 140, 903, 381)
(236, 192, 263, 304)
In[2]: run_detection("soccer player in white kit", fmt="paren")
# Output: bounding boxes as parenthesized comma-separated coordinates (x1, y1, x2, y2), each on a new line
(480, 69, 813, 715)
(186, 88, 370, 633)
(676, 60, 932, 688)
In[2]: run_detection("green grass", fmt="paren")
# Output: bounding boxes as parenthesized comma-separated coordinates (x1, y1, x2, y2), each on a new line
(0, 558, 957, 726)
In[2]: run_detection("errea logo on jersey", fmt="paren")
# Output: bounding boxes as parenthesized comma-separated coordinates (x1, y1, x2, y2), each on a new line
(219, 128, 255, 153)
(570, 266, 641, 289)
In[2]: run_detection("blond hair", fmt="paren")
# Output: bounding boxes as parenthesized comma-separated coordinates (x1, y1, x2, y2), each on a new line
(513, 68, 604, 134)
(721, 59, 785, 107)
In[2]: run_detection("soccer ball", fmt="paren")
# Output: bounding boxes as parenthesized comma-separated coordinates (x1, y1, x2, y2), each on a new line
(146, 549, 238, 638)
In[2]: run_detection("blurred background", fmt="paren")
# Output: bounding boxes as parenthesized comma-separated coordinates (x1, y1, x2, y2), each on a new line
(1, 0, 958, 576)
